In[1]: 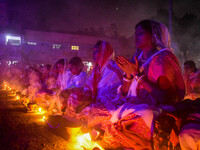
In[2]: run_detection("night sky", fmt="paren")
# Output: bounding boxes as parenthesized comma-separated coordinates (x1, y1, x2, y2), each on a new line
(5, 0, 200, 37)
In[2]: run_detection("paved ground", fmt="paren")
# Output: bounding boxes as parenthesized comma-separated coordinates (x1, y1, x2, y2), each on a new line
(0, 87, 78, 150)
(0, 85, 120, 150)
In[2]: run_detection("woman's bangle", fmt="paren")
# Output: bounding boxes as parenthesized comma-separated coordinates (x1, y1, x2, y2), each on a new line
(134, 74, 145, 82)
(123, 74, 133, 82)
(123, 77, 132, 82)
(124, 74, 133, 80)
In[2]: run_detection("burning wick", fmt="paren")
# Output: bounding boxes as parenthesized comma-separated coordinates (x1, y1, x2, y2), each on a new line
(42, 116, 46, 122)
(73, 133, 104, 150)
(38, 107, 42, 112)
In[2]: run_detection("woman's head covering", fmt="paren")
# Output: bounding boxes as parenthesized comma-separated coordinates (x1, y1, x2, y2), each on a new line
(92, 41, 115, 99)
(133, 20, 172, 62)
(151, 20, 171, 50)
(136, 20, 172, 51)
(95, 40, 115, 69)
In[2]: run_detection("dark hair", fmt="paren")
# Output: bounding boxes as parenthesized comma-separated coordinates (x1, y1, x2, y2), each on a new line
(184, 60, 197, 71)
(45, 64, 51, 71)
(55, 58, 66, 66)
(94, 40, 103, 48)
(135, 20, 152, 34)
(69, 57, 83, 67)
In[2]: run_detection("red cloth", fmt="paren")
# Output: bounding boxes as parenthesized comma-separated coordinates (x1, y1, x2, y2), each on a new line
(93, 41, 114, 99)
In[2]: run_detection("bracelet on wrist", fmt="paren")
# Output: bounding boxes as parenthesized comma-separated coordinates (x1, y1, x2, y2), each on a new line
(124, 74, 133, 80)
(123, 77, 132, 82)
(134, 73, 145, 81)
(123, 74, 133, 82)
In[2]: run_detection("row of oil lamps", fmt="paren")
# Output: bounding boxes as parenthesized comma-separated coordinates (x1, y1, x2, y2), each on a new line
(3, 83, 47, 122)
(2, 83, 104, 150)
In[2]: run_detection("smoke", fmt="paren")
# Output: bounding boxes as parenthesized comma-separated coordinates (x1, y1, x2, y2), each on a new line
(27, 68, 41, 102)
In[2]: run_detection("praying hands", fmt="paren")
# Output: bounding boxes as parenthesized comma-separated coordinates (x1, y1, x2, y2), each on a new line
(115, 56, 139, 77)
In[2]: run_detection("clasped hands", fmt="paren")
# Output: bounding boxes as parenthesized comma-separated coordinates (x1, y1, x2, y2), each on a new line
(115, 56, 139, 78)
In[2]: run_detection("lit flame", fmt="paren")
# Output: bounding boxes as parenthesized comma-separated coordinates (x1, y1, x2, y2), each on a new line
(40, 115, 47, 122)
(16, 96, 20, 100)
(38, 107, 42, 112)
(35, 107, 46, 114)
(69, 132, 104, 150)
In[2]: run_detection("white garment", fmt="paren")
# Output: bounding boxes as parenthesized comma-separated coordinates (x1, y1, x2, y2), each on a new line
(57, 70, 73, 90)
(57, 70, 87, 90)
(84, 60, 123, 111)
(65, 71, 87, 89)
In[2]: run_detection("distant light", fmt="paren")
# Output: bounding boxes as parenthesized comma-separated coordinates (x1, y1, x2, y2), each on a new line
(27, 42, 37, 45)
(52, 44, 61, 49)
(116, 7, 119, 10)
(12, 61, 18, 64)
(5, 35, 21, 46)
(7, 61, 11, 66)
(71, 45, 79, 50)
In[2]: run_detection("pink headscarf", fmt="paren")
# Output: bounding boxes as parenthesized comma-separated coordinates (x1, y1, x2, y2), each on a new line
(93, 41, 115, 99)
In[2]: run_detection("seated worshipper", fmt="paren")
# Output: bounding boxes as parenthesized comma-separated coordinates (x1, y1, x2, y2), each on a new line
(60, 56, 87, 112)
(73, 41, 123, 130)
(183, 60, 200, 100)
(48, 58, 69, 114)
(41, 64, 51, 86)
(103, 20, 185, 149)
(35, 64, 53, 106)
(55, 58, 68, 90)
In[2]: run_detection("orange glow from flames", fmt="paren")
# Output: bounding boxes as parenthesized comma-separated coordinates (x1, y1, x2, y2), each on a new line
(68, 132, 104, 150)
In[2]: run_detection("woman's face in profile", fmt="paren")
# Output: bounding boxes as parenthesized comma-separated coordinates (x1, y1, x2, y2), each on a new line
(184, 64, 193, 76)
(56, 63, 64, 73)
(92, 47, 101, 64)
(135, 25, 153, 50)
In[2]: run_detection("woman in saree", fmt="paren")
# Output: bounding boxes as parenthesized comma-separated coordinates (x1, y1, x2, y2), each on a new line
(71, 41, 123, 130)
(103, 20, 185, 149)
